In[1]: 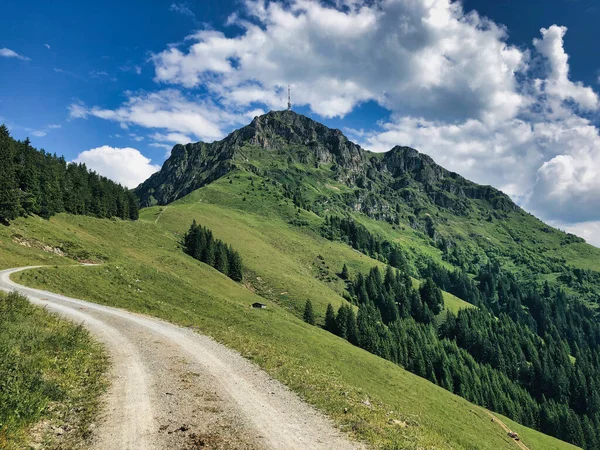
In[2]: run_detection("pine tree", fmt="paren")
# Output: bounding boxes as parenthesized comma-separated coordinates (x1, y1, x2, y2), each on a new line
(340, 264, 349, 280)
(346, 307, 359, 346)
(228, 249, 244, 282)
(336, 305, 349, 339)
(325, 303, 337, 333)
(303, 300, 315, 325)
(420, 277, 444, 315)
(202, 239, 216, 266)
(0, 124, 139, 222)
(214, 243, 229, 274)
(0, 126, 19, 223)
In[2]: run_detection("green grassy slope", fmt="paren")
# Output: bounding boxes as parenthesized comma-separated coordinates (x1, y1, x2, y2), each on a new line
(0, 291, 107, 449)
(0, 188, 576, 449)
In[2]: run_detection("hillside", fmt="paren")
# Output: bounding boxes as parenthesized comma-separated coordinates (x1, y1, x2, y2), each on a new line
(133, 110, 600, 448)
(0, 209, 577, 450)
(136, 110, 600, 297)
(2, 110, 600, 448)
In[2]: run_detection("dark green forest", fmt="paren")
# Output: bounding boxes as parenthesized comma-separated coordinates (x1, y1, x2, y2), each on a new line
(319, 216, 600, 449)
(0, 125, 138, 223)
(183, 220, 244, 282)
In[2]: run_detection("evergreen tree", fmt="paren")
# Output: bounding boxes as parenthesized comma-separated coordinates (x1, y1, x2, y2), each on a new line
(183, 221, 244, 282)
(325, 303, 337, 333)
(0, 125, 139, 222)
(340, 264, 349, 280)
(228, 249, 244, 282)
(303, 300, 315, 325)
(419, 277, 444, 314)
(214, 243, 229, 274)
(336, 305, 350, 339)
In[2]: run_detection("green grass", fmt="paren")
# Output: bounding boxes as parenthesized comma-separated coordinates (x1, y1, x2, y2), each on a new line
(0, 291, 107, 449)
(0, 203, 578, 449)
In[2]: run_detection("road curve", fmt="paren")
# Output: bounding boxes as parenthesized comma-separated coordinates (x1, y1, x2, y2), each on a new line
(0, 266, 363, 450)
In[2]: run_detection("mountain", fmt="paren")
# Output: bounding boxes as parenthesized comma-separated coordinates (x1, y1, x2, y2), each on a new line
(137, 110, 515, 215)
(132, 110, 600, 448)
(136, 110, 590, 290)
(4, 110, 600, 449)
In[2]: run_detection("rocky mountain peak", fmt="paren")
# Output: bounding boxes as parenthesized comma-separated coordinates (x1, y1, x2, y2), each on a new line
(134, 110, 520, 217)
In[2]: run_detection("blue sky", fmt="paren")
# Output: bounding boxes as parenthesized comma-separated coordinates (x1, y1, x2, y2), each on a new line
(2, 0, 600, 244)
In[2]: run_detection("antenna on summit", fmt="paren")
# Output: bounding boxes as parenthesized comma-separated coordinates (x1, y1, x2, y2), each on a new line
(287, 85, 291, 111)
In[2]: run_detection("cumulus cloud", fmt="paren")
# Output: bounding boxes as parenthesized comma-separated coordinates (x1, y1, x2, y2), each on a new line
(353, 19, 600, 229)
(0, 47, 30, 61)
(67, 89, 251, 142)
(152, 0, 527, 121)
(533, 26, 598, 111)
(73, 146, 161, 188)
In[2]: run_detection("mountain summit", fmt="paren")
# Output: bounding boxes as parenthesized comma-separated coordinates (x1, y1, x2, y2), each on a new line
(135, 110, 515, 218)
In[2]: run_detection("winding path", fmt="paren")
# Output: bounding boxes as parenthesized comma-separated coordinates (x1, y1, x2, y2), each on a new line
(0, 266, 363, 450)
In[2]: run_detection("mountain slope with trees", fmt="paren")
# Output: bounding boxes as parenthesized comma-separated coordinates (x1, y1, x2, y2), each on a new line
(134, 110, 600, 448)
(1, 110, 596, 449)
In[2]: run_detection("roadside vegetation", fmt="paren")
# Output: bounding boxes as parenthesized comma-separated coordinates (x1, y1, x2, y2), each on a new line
(0, 291, 107, 449)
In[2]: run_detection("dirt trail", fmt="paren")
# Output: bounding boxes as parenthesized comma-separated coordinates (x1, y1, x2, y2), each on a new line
(483, 410, 530, 450)
(0, 266, 364, 450)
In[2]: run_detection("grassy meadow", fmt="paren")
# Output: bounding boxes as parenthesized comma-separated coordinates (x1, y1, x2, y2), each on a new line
(0, 170, 580, 449)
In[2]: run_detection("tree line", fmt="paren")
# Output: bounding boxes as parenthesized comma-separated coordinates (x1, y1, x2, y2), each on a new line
(321, 215, 409, 270)
(183, 220, 243, 282)
(0, 125, 138, 223)
(305, 261, 599, 448)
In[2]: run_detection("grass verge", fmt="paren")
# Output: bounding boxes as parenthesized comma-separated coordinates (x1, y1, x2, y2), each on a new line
(0, 291, 107, 449)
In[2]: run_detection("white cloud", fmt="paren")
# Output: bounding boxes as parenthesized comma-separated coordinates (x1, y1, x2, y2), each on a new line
(67, 89, 250, 142)
(151, 132, 191, 143)
(149, 142, 173, 150)
(130, 133, 145, 142)
(25, 123, 62, 138)
(44, 43, 50, 50)
(152, 0, 527, 121)
(90, 70, 117, 82)
(54, 67, 80, 78)
(68, 102, 88, 119)
(73, 146, 160, 188)
(532, 26, 598, 111)
(170, 3, 195, 18)
(0, 48, 30, 61)
(120, 64, 142, 75)
(353, 21, 600, 231)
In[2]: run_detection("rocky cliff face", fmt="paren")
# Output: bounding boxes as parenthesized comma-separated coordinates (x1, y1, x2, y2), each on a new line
(135, 110, 518, 217)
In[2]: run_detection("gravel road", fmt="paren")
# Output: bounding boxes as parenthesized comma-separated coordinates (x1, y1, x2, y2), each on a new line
(0, 266, 364, 450)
